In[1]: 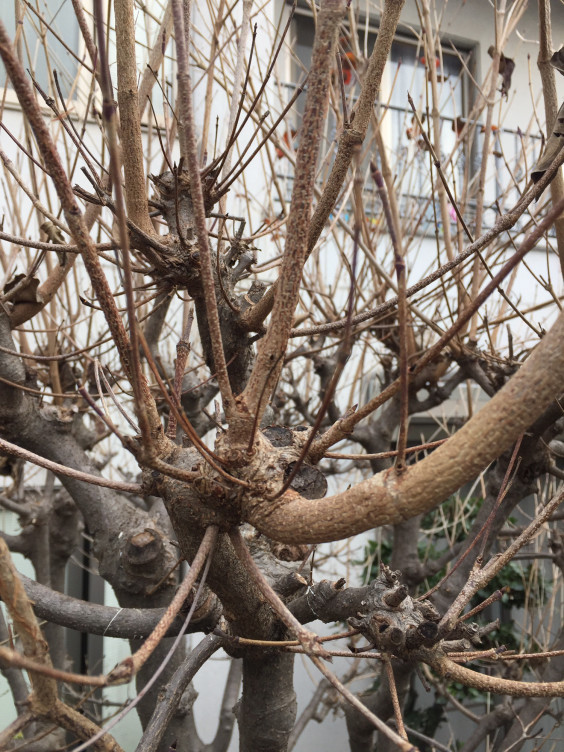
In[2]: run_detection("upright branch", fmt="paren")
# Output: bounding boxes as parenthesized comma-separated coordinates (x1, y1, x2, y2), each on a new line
(94, 0, 152, 440)
(468, 0, 526, 338)
(371, 165, 408, 472)
(0, 21, 166, 451)
(240, 0, 346, 434)
(220, 0, 254, 186)
(538, 0, 564, 276)
(239, 0, 406, 332)
(114, 0, 154, 235)
(308, 0, 405, 247)
(199, 0, 226, 159)
(138, 1, 174, 119)
(419, 0, 456, 274)
(171, 0, 235, 414)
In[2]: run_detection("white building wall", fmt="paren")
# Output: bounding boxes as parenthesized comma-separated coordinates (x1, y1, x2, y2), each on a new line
(0, 1, 563, 750)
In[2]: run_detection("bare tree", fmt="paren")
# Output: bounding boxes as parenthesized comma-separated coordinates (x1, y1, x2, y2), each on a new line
(0, 0, 564, 750)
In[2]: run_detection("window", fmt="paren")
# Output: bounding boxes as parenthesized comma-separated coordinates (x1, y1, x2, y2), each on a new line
(0, 1, 81, 98)
(384, 36, 469, 201)
(282, 9, 474, 231)
(0, 2, 174, 119)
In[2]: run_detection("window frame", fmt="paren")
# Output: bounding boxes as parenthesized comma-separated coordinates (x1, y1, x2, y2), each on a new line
(0, 0, 175, 127)
(280, 6, 478, 223)
(0, 0, 92, 110)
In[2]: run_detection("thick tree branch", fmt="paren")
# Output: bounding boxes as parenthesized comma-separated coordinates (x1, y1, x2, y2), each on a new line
(245, 289, 564, 542)
(13, 572, 220, 638)
(208, 656, 242, 752)
(239, 0, 405, 332)
(114, 0, 155, 235)
(239, 0, 346, 433)
(432, 655, 564, 698)
(237, 652, 296, 752)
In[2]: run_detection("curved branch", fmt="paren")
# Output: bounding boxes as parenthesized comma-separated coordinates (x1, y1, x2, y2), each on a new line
(433, 656, 564, 698)
(240, 0, 346, 432)
(245, 256, 564, 542)
(0, 436, 142, 493)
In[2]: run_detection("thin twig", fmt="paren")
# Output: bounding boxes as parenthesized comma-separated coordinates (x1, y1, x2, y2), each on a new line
(310, 194, 564, 460)
(0, 18, 166, 455)
(420, 434, 523, 601)
(0, 645, 108, 687)
(371, 164, 409, 472)
(166, 307, 194, 440)
(325, 439, 448, 461)
(171, 0, 235, 414)
(439, 484, 564, 636)
(384, 657, 408, 740)
(0, 436, 142, 493)
(310, 654, 417, 751)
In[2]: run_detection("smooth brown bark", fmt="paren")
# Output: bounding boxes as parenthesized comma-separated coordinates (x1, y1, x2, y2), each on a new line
(245, 301, 564, 542)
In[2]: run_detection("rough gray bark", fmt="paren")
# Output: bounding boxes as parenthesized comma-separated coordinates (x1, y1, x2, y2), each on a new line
(16, 572, 220, 638)
(136, 635, 223, 752)
(238, 652, 297, 752)
(345, 661, 413, 752)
